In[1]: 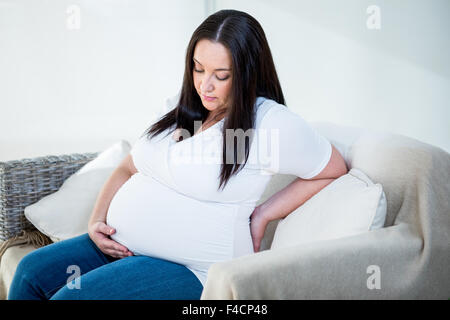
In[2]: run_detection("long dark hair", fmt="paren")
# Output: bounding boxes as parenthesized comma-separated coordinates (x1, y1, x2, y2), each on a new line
(143, 9, 285, 191)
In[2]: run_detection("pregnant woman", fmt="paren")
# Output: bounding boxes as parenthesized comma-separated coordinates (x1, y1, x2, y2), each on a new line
(8, 9, 347, 300)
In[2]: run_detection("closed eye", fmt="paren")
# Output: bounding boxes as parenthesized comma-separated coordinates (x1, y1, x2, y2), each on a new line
(194, 69, 229, 81)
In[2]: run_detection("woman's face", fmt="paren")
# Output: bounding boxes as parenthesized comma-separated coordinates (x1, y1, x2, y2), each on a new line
(193, 39, 233, 116)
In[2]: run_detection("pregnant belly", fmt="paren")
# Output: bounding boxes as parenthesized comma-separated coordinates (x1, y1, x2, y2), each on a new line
(106, 173, 238, 270)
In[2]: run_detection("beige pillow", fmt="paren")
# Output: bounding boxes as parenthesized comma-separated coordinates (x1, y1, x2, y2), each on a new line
(24, 140, 131, 242)
(270, 168, 387, 250)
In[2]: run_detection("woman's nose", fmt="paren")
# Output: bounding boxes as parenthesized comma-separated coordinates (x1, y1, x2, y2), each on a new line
(200, 78, 214, 93)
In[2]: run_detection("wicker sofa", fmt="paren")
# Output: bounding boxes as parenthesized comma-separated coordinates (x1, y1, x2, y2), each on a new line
(0, 153, 99, 241)
(1, 121, 449, 300)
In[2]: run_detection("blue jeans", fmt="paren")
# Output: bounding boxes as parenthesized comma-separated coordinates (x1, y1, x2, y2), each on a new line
(8, 233, 203, 300)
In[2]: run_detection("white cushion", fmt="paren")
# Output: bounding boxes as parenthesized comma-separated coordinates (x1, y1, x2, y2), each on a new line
(270, 168, 387, 250)
(24, 140, 131, 242)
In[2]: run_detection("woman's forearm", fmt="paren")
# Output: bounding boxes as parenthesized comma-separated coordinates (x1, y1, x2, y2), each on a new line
(88, 167, 133, 227)
(260, 177, 335, 223)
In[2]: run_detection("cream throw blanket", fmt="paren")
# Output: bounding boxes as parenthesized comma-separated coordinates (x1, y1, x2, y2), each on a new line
(201, 130, 450, 299)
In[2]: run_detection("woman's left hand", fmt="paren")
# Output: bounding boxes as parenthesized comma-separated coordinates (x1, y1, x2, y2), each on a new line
(250, 205, 270, 253)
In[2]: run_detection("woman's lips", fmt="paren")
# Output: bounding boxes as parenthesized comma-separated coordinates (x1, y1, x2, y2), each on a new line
(202, 94, 217, 101)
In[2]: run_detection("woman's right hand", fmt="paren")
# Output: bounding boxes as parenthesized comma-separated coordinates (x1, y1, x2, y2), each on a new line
(88, 221, 133, 259)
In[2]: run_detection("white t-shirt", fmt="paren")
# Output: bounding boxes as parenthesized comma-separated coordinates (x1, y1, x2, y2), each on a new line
(106, 94, 332, 287)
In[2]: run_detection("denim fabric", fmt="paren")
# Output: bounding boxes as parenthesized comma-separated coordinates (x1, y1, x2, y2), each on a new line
(8, 233, 203, 300)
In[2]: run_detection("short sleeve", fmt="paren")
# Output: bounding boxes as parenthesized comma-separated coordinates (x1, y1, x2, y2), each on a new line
(258, 104, 332, 179)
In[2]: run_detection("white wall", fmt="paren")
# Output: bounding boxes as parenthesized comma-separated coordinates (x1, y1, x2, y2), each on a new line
(1, 0, 449, 161)
(0, 0, 206, 161)
(215, 0, 450, 153)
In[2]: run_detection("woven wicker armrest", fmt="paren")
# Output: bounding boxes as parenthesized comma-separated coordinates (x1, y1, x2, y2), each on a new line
(0, 152, 99, 241)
